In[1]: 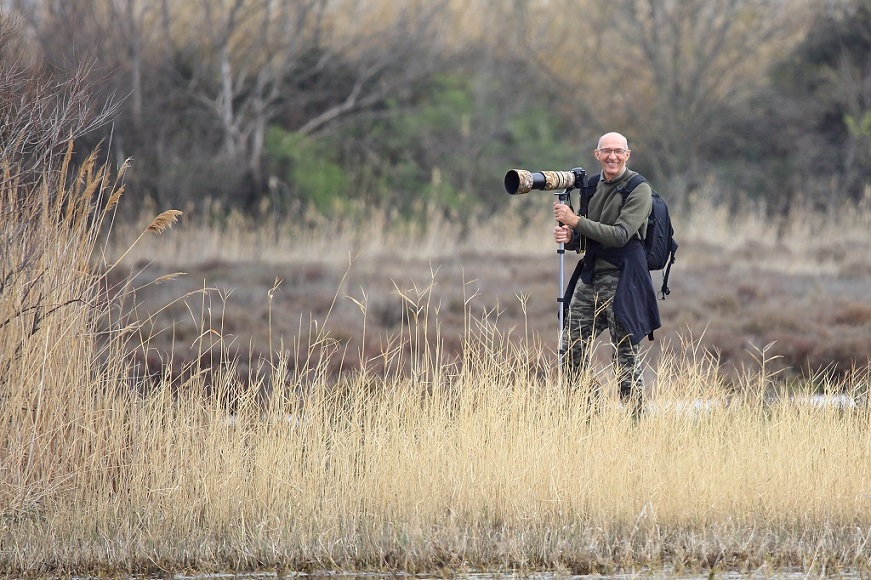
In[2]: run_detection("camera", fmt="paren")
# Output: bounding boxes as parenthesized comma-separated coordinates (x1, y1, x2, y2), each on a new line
(503, 167, 586, 195)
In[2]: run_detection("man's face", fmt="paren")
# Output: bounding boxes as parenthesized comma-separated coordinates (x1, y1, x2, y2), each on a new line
(594, 136, 630, 181)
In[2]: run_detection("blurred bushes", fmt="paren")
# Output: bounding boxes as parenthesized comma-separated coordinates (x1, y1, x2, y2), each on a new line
(3, 0, 871, 223)
(263, 74, 578, 223)
(265, 128, 349, 215)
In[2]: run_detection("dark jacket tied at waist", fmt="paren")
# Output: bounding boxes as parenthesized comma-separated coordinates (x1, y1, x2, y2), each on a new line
(580, 238, 661, 344)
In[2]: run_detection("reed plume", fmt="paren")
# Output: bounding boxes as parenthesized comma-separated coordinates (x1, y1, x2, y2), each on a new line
(146, 209, 183, 234)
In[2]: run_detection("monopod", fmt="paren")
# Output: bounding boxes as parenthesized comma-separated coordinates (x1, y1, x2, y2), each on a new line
(504, 167, 588, 370)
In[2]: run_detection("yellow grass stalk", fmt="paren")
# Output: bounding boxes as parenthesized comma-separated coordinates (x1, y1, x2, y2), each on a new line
(103, 210, 184, 276)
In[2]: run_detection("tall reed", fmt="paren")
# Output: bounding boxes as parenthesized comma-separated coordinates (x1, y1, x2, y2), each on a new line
(2, 151, 870, 577)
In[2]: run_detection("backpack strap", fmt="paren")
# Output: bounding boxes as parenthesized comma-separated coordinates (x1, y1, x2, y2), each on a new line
(617, 173, 647, 201)
(617, 173, 649, 245)
(585, 172, 601, 190)
(659, 238, 678, 298)
(577, 172, 600, 221)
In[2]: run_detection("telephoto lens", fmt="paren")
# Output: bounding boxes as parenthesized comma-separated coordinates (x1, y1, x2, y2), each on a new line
(504, 169, 581, 194)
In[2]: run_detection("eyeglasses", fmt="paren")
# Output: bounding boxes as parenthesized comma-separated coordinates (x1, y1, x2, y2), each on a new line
(597, 148, 628, 157)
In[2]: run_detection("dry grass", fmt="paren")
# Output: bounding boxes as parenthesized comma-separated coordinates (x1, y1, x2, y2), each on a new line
(2, 151, 871, 577)
(107, 186, 871, 383)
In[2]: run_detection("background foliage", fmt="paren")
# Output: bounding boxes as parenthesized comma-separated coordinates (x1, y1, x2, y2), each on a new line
(3, 0, 870, 222)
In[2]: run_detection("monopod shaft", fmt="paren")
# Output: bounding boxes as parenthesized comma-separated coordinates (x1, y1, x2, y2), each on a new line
(555, 189, 570, 372)
(558, 239, 565, 371)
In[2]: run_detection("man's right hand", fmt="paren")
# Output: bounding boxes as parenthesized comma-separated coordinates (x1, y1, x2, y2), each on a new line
(554, 224, 573, 244)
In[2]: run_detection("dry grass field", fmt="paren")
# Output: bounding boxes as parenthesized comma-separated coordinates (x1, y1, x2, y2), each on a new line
(3, 156, 871, 578)
(110, 190, 871, 392)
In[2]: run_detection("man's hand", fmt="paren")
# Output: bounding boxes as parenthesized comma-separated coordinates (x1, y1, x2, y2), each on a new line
(554, 224, 573, 244)
(554, 202, 579, 228)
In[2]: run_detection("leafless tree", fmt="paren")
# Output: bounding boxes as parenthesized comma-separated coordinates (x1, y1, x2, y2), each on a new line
(172, 0, 453, 188)
(602, 0, 804, 197)
(0, 11, 121, 189)
(491, 0, 805, 200)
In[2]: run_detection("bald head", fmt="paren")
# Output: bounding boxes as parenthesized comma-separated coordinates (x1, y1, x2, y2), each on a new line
(597, 132, 629, 150)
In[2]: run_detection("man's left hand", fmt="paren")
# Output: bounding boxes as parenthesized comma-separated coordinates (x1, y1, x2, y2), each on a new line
(554, 202, 579, 228)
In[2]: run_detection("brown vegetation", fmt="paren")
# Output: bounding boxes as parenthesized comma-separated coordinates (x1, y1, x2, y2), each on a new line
(108, 189, 871, 390)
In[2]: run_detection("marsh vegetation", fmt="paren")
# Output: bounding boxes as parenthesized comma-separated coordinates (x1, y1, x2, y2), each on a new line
(2, 152, 870, 578)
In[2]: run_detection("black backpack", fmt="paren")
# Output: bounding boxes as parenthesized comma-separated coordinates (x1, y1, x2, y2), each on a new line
(586, 172, 678, 299)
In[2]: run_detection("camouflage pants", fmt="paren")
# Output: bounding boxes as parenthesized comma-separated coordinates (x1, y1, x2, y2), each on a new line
(561, 270, 644, 411)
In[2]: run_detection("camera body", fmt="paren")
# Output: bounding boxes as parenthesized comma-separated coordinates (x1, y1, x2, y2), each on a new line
(503, 167, 587, 195)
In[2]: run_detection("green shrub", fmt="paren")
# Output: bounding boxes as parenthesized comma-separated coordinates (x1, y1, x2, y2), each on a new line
(264, 127, 350, 214)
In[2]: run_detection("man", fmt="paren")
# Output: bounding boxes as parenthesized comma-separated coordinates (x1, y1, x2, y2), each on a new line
(553, 132, 661, 415)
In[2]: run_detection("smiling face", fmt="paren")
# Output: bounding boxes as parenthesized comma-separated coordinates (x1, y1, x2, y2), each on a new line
(594, 132, 631, 182)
